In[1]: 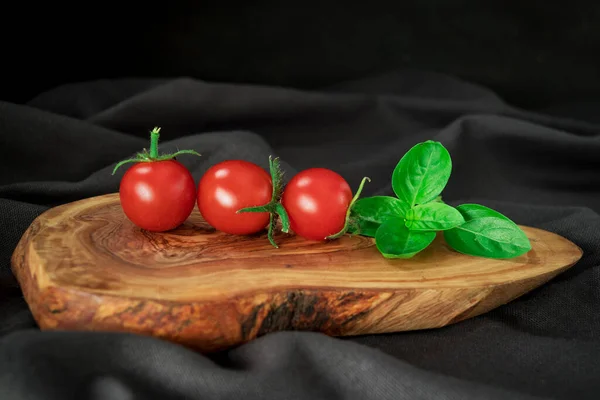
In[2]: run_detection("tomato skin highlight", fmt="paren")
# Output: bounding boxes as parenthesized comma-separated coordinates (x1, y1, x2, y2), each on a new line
(119, 160, 197, 232)
(197, 160, 272, 235)
(281, 168, 353, 241)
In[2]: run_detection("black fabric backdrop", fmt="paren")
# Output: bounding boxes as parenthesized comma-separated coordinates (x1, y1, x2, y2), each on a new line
(0, 71, 599, 399)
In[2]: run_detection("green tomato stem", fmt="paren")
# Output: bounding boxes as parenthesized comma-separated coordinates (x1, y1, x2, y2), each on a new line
(267, 213, 278, 248)
(236, 155, 289, 248)
(112, 127, 201, 175)
(112, 157, 142, 174)
(149, 127, 160, 159)
(275, 203, 290, 233)
(327, 176, 371, 240)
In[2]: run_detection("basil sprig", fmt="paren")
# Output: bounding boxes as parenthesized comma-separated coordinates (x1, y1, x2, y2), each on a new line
(443, 204, 532, 259)
(349, 140, 532, 259)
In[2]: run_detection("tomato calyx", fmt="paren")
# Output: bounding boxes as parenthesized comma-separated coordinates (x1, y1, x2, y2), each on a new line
(112, 127, 201, 174)
(237, 156, 290, 248)
(326, 176, 371, 240)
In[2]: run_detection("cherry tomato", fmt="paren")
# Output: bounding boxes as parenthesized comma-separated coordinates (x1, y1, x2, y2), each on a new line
(119, 160, 197, 232)
(197, 160, 272, 235)
(281, 168, 353, 241)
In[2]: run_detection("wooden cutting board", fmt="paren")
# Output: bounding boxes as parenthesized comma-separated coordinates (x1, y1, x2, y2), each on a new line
(11, 193, 583, 352)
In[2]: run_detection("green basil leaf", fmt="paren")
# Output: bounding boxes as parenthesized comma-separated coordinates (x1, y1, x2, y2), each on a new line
(350, 196, 405, 237)
(392, 140, 452, 209)
(443, 216, 531, 259)
(351, 196, 407, 222)
(348, 196, 406, 237)
(405, 202, 465, 231)
(454, 203, 514, 224)
(347, 219, 380, 237)
(375, 217, 436, 259)
(432, 195, 444, 204)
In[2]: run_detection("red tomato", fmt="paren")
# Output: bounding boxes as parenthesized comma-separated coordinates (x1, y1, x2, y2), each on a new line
(197, 160, 272, 235)
(119, 160, 197, 232)
(281, 168, 353, 241)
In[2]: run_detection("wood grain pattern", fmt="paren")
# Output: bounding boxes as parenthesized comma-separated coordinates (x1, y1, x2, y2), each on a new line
(11, 193, 583, 352)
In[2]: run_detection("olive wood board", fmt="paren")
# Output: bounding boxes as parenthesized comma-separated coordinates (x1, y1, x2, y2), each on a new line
(11, 193, 583, 353)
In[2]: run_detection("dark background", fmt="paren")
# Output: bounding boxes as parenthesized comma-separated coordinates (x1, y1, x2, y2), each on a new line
(3, 1, 599, 109)
(2, 3, 600, 400)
